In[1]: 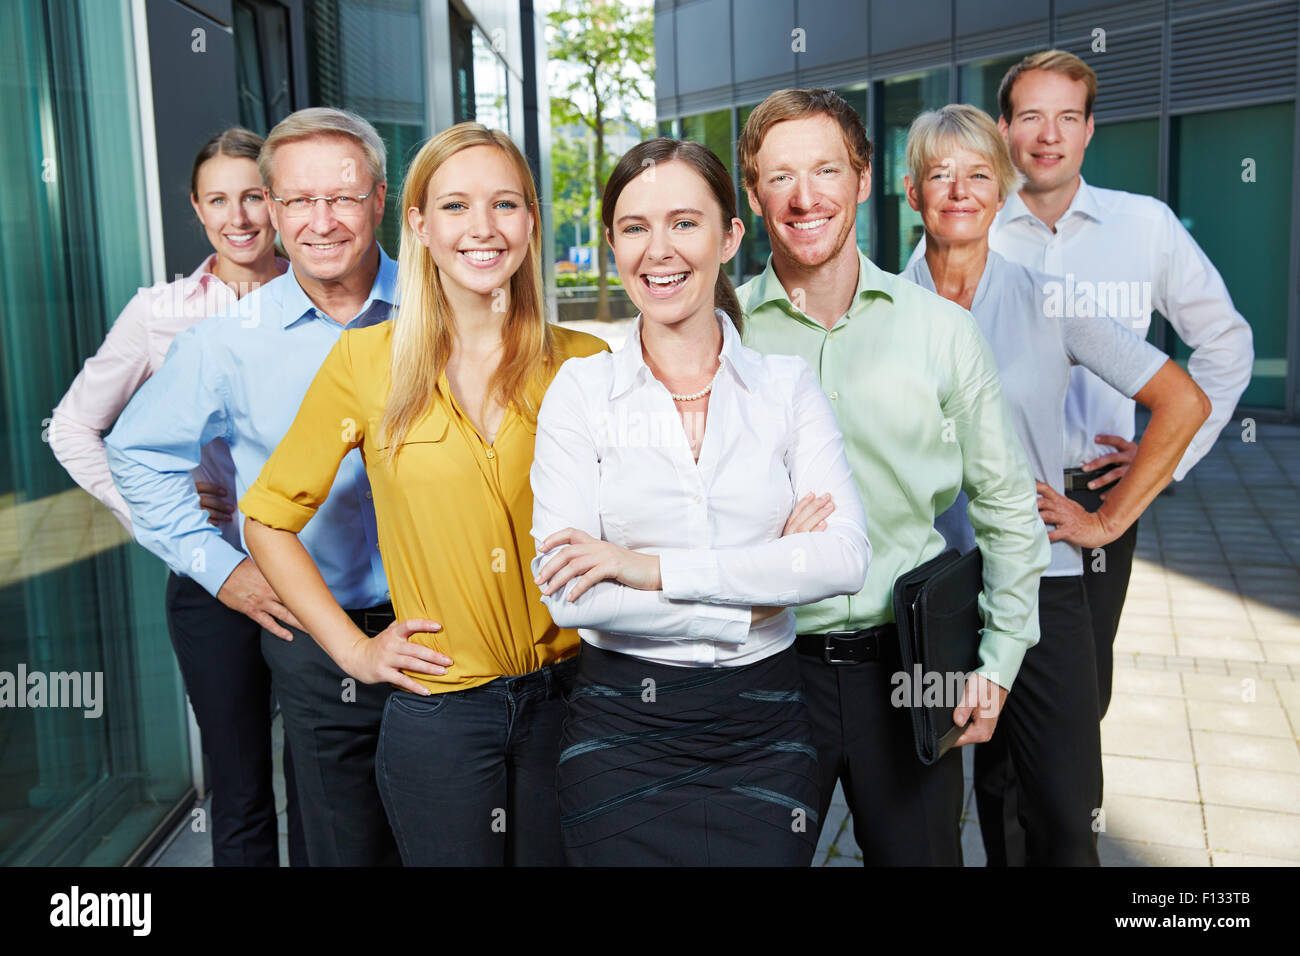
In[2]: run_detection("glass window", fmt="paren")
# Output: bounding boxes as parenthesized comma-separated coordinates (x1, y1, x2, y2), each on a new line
(234, 0, 294, 134)
(833, 85, 872, 261)
(1171, 103, 1293, 409)
(0, 0, 191, 865)
(958, 54, 1027, 120)
(736, 103, 770, 283)
(877, 68, 951, 272)
(1081, 118, 1159, 198)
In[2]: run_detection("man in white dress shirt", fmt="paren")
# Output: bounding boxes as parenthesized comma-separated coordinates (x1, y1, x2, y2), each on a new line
(910, 49, 1253, 864)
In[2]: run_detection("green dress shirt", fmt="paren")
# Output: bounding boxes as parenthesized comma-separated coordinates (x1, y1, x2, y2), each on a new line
(737, 250, 1050, 689)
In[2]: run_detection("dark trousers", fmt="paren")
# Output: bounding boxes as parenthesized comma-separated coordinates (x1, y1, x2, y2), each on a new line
(799, 635, 964, 866)
(164, 572, 305, 866)
(375, 658, 575, 866)
(974, 575, 1103, 866)
(260, 620, 400, 866)
(1067, 485, 1140, 720)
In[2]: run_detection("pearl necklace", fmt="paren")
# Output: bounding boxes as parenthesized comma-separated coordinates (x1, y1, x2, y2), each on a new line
(669, 362, 723, 402)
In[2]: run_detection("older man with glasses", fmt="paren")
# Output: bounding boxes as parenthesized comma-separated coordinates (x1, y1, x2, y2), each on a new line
(107, 107, 400, 866)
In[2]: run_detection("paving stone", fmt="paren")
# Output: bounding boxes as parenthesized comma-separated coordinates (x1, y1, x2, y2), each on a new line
(1204, 805, 1300, 862)
(1102, 794, 1206, 849)
(1187, 699, 1294, 738)
(1192, 729, 1300, 774)
(1103, 754, 1199, 802)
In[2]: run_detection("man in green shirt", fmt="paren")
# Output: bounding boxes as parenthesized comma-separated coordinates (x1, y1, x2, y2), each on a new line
(735, 89, 1050, 865)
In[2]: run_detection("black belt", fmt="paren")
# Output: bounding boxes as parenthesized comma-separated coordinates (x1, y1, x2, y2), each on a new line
(796, 624, 895, 665)
(346, 602, 395, 637)
(1063, 461, 1119, 492)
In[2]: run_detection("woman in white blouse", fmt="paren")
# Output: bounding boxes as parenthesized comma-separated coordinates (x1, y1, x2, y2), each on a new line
(530, 139, 870, 866)
(49, 129, 292, 866)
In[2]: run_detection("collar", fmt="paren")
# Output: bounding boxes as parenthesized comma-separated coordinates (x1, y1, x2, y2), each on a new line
(748, 247, 894, 324)
(1000, 175, 1104, 229)
(276, 244, 398, 329)
(186, 253, 291, 301)
(609, 308, 763, 400)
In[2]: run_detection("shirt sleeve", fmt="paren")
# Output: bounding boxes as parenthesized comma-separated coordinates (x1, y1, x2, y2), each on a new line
(530, 360, 753, 643)
(49, 289, 156, 533)
(104, 324, 246, 597)
(239, 333, 363, 533)
(655, 360, 871, 606)
(1150, 204, 1254, 479)
(1061, 295, 1169, 399)
(945, 312, 1051, 690)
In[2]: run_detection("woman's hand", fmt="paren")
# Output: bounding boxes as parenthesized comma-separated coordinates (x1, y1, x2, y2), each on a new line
(535, 528, 662, 602)
(342, 618, 454, 695)
(195, 480, 235, 526)
(783, 492, 835, 534)
(1035, 481, 1120, 549)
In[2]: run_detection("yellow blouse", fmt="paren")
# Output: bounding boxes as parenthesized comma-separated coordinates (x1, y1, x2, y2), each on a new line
(240, 321, 609, 692)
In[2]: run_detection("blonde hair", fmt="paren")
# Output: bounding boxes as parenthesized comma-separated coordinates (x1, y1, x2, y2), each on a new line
(998, 49, 1098, 122)
(736, 88, 872, 191)
(258, 107, 387, 190)
(906, 104, 1023, 201)
(378, 123, 553, 458)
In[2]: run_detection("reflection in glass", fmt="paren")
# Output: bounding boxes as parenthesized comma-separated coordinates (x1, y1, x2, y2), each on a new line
(879, 69, 950, 273)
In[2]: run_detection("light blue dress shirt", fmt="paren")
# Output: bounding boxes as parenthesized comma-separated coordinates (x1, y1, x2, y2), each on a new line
(105, 249, 395, 608)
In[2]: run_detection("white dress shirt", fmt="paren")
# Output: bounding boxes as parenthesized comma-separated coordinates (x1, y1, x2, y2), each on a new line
(907, 177, 1253, 480)
(50, 254, 277, 549)
(530, 309, 870, 668)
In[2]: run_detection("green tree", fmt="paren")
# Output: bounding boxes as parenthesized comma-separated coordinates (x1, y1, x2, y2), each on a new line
(548, 0, 654, 319)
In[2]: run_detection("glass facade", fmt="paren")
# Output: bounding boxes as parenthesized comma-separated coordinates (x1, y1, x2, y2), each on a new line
(0, 0, 192, 866)
(878, 68, 950, 272)
(1172, 103, 1294, 409)
(958, 53, 1026, 119)
(1082, 118, 1159, 199)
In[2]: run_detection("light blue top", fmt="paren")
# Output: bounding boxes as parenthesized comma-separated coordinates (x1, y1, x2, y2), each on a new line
(106, 250, 395, 608)
(904, 249, 1167, 575)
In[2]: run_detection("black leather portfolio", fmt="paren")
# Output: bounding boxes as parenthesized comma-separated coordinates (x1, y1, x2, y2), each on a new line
(891, 547, 985, 765)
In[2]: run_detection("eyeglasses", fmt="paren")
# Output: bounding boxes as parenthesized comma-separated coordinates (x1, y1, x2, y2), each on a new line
(269, 187, 375, 218)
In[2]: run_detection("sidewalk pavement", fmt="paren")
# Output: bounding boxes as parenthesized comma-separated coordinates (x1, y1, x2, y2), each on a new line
(152, 317, 1300, 866)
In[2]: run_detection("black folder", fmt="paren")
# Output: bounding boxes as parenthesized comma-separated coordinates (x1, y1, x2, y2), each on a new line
(891, 547, 985, 765)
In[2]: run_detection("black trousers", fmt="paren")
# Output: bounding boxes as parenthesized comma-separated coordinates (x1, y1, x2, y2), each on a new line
(1067, 486, 1140, 720)
(559, 643, 821, 866)
(974, 575, 1103, 866)
(799, 633, 964, 866)
(260, 618, 401, 867)
(164, 573, 305, 866)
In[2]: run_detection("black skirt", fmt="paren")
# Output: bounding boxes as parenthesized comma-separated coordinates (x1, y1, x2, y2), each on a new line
(558, 641, 821, 866)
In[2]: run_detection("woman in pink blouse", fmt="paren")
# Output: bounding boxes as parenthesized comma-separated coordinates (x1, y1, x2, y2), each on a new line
(49, 128, 292, 866)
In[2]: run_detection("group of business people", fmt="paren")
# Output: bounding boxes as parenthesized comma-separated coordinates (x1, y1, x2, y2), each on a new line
(51, 49, 1252, 867)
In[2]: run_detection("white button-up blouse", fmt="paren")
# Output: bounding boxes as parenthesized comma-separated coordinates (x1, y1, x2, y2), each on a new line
(530, 309, 870, 668)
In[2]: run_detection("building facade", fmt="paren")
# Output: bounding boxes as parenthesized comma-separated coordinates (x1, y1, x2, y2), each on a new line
(655, 0, 1300, 417)
(0, 0, 549, 865)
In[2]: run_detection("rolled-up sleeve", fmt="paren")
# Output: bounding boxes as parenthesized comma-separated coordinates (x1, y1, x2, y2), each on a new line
(240, 333, 363, 533)
(105, 326, 245, 597)
(657, 360, 870, 606)
(947, 316, 1051, 690)
(530, 361, 753, 643)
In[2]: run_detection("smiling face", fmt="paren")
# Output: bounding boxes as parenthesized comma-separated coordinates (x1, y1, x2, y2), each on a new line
(905, 144, 1004, 245)
(999, 68, 1094, 195)
(607, 159, 743, 330)
(746, 113, 870, 271)
(190, 154, 278, 267)
(266, 134, 386, 283)
(406, 144, 534, 301)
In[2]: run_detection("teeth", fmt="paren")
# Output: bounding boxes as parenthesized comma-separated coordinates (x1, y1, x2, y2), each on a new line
(311, 241, 342, 250)
(227, 233, 254, 242)
(790, 218, 829, 230)
(645, 273, 687, 285)
(462, 250, 501, 261)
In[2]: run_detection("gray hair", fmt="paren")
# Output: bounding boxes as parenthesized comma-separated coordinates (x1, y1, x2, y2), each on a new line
(906, 104, 1022, 202)
(258, 107, 387, 190)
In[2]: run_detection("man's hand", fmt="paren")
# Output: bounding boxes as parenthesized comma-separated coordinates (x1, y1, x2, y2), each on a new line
(1082, 433, 1137, 499)
(342, 618, 453, 694)
(195, 480, 235, 526)
(952, 673, 1009, 747)
(215, 557, 305, 641)
(535, 528, 662, 601)
(1036, 481, 1120, 549)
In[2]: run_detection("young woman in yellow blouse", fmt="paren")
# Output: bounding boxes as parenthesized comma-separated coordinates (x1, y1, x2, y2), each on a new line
(240, 123, 607, 866)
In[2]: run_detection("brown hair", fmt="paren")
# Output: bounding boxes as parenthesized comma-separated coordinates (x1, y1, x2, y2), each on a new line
(997, 49, 1098, 123)
(601, 138, 743, 333)
(189, 127, 265, 197)
(737, 88, 873, 191)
